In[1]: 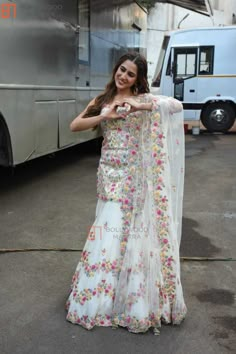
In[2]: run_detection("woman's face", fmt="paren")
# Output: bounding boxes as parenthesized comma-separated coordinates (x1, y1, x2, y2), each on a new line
(114, 60, 138, 91)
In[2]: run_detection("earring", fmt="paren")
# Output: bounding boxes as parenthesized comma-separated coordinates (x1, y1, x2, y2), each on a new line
(133, 84, 138, 94)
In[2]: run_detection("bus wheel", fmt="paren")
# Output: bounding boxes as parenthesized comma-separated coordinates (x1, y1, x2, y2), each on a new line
(201, 103, 235, 133)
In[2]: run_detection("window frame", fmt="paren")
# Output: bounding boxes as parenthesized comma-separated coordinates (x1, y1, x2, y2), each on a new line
(173, 47, 198, 81)
(198, 46, 214, 75)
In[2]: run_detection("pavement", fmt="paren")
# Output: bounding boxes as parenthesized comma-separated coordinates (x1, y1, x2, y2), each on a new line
(0, 129, 235, 354)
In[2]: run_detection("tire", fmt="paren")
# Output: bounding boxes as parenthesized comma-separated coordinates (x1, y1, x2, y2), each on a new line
(0, 119, 11, 166)
(201, 103, 235, 133)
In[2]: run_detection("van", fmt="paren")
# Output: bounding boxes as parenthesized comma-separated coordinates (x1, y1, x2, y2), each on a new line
(152, 26, 236, 132)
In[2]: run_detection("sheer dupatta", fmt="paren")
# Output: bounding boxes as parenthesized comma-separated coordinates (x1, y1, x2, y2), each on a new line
(111, 95, 186, 332)
(157, 95, 185, 247)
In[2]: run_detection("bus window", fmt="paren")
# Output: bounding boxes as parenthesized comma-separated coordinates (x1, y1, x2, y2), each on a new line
(199, 46, 214, 75)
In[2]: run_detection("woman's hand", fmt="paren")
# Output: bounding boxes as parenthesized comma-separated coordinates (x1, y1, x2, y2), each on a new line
(101, 100, 126, 120)
(118, 97, 153, 117)
(101, 96, 154, 121)
(120, 97, 142, 113)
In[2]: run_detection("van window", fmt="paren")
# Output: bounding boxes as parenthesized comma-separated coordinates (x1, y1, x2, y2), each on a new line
(199, 46, 214, 75)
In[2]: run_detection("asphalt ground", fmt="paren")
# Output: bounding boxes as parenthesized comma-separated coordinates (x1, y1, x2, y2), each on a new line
(0, 129, 235, 354)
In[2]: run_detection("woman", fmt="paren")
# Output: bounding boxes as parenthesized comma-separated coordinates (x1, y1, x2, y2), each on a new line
(66, 52, 187, 334)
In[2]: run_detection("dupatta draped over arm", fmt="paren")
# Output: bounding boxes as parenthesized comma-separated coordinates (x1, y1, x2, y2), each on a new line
(100, 94, 186, 330)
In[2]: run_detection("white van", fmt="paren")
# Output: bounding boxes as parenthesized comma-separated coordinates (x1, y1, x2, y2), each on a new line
(151, 26, 236, 132)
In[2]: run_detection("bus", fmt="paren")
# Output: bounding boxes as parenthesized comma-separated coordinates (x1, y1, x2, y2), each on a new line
(0, 0, 147, 166)
(151, 26, 236, 133)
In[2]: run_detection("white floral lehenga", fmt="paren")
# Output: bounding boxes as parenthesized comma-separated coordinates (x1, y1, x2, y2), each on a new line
(66, 94, 187, 334)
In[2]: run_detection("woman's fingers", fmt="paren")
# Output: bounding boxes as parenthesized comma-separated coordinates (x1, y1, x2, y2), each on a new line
(112, 100, 122, 109)
(121, 97, 140, 111)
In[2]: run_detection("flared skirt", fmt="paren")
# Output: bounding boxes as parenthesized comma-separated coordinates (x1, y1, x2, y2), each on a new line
(66, 198, 187, 333)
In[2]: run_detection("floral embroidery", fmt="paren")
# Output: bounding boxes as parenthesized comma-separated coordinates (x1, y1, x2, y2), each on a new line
(73, 279, 115, 305)
(78, 250, 122, 277)
(126, 283, 146, 310)
(66, 307, 186, 333)
(66, 311, 113, 330)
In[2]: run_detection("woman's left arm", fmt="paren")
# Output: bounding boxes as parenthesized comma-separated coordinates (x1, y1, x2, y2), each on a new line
(121, 94, 183, 114)
(120, 97, 153, 113)
(147, 94, 183, 114)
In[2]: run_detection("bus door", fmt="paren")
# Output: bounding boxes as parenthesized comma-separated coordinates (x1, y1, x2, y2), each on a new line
(172, 47, 198, 120)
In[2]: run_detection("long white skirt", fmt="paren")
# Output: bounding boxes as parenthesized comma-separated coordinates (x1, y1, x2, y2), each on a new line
(66, 198, 187, 333)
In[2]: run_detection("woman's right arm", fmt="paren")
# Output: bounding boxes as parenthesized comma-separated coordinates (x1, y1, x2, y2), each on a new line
(70, 98, 104, 132)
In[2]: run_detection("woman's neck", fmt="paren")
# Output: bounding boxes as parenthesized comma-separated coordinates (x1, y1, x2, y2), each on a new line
(115, 89, 134, 99)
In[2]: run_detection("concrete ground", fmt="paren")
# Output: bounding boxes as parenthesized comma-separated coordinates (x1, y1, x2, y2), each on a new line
(0, 129, 235, 354)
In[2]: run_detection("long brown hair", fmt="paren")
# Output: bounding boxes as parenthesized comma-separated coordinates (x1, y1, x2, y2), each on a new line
(83, 52, 150, 118)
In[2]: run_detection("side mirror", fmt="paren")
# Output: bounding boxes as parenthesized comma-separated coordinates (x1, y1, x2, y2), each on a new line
(151, 72, 161, 87)
(151, 79, 160, 87)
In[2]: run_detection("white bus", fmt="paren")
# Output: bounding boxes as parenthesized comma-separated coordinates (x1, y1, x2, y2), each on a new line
(151, 26, 236, 133)
(0, 0, 147, 167)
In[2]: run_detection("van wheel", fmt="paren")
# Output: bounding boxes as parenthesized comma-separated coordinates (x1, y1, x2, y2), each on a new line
(201, 103, 235, 133)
